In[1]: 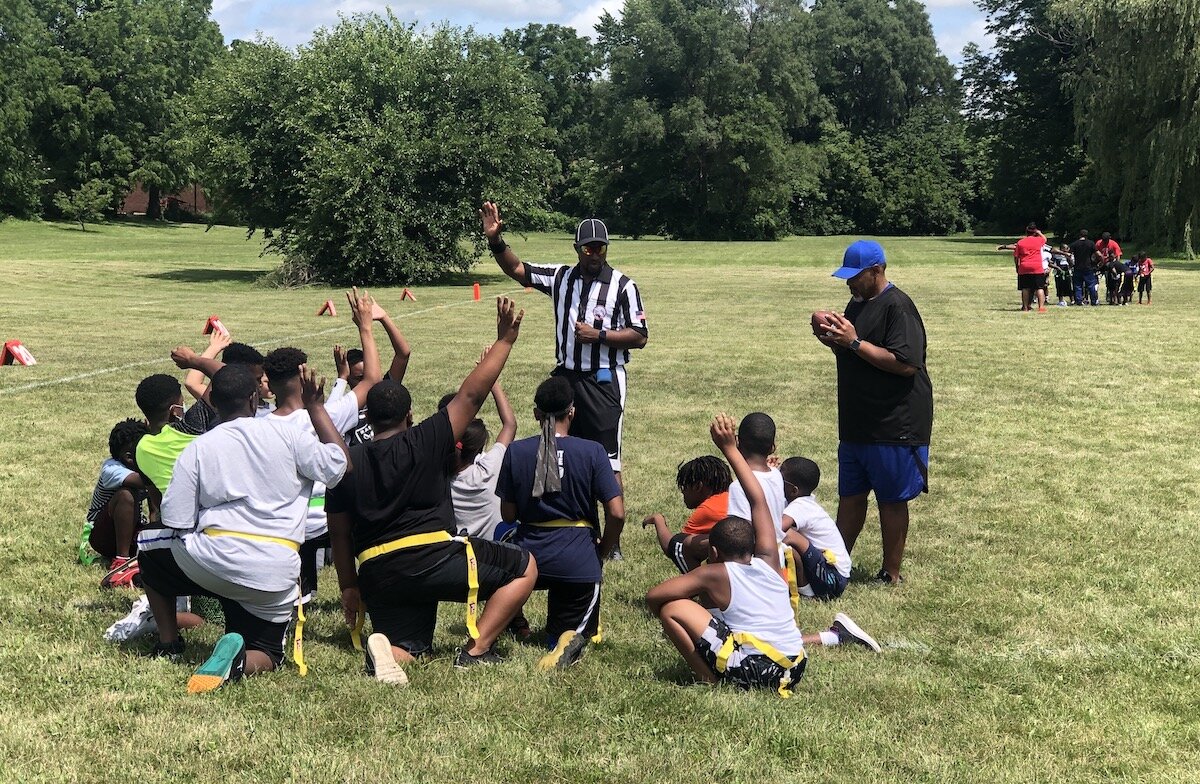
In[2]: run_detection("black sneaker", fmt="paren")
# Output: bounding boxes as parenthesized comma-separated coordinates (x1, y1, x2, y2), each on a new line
(831, 612, 881, 652)
(606, 545, 624, 562)
(537, 630, 588, 670)
(364, 633, 408, 686)
(508, 614, 533, 642)
(454, 646, 504, 668)
(874, 568, 904, 585)
(150, 638, 185, 661)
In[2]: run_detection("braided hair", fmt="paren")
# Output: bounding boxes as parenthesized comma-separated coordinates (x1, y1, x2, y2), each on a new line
(676, 455, 732, 493)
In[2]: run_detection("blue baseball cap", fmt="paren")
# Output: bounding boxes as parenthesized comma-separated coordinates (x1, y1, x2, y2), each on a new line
(832, 240, 886, 279)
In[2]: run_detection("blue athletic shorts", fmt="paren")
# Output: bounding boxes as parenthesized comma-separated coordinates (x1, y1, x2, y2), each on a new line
(838, 442, 929, 503)
(797, 543, 848, 600)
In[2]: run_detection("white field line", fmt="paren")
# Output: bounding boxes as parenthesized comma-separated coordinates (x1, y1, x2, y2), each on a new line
(0, 288, 525, 396)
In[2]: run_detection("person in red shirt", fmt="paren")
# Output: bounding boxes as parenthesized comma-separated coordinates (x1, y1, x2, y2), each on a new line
(1095, 232, 1123, 262)
(1013, 223, 1048, 312)
(1138, 253, 1154, 304)
(642, 455, 731, 573)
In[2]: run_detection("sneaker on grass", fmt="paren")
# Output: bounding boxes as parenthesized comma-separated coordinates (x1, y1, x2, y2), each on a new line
(831, 613, 881, 653)
(104, 594, 156, 642)
(454, 647, 504, 668)
(536, 630, 588, 671)
(365, 633, 408, 686)
(150, 639, 185, 661)
(187, 632, 246, 694)
(873, 568, 904, 586)
(101, 556, 141, 590)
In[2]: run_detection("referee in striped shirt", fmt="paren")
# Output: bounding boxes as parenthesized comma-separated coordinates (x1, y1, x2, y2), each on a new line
(480, 203, 647, 516)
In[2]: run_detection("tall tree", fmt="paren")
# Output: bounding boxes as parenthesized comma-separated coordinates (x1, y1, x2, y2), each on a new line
(500, 24, 601, 219)
(187, 15, 556, 284)
(0, 0, 56, 217)
(595, 0, 825, 239)
(1052, 0, 1200, 251)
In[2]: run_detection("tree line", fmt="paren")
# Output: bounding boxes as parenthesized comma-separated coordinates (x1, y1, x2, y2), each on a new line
(0, 0, 1195, 282)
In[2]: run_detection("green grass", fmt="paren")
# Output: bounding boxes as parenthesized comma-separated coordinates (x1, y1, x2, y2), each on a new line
(2, 218, 1199, 783)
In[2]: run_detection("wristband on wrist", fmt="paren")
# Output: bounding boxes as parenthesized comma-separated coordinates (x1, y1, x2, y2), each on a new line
(488, 238, 508, 254)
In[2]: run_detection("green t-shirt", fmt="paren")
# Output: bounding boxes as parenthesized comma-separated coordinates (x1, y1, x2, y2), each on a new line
(135, 425, 197, 493)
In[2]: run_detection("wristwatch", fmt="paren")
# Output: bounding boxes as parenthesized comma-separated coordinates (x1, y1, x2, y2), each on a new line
(598, 329, 607, 344)
(848, 338, 862, 352)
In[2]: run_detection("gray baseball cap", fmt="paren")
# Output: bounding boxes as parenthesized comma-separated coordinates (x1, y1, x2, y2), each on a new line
(575, 218, 609, 246)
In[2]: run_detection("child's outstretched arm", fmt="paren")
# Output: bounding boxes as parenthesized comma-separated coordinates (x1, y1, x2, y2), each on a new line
(347, 288, 382, 409)
(492, 380, 517, 447)
(184, 331, 231, 400)
(372, 302, 411, 384)
(710, 413, 776, 562)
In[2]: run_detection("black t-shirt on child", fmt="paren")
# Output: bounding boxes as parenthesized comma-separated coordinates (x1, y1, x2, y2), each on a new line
(835, 284, 933, 445)
(325, 408, 459, 574)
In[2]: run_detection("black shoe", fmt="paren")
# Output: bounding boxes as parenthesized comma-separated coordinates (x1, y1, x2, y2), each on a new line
(831, 613, 882, 652)
(537, 630, 589, 670)
(150, 639, 185, 661)
(874, 568, 904, 585)
(508, 614, 533, 642)
(454, 646, 504, 668)
(606, 546, 624, 562)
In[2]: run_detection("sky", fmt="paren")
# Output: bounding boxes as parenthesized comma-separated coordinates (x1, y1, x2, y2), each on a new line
(211, 0, 992, 64)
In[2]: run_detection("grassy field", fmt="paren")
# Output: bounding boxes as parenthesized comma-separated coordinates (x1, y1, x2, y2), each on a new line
(1, 218, 1199, 783)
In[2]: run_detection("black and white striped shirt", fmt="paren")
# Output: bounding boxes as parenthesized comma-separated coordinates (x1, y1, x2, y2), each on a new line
(524, 262, 648, 371)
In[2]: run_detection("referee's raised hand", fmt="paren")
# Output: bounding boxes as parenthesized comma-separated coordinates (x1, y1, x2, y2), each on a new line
(496, 296, 525, 345)
(480, 201, 504, 241)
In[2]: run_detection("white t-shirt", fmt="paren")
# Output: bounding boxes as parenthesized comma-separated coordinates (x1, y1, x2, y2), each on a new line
(783, 495, 851, 579)
(727, 467, 787, 542)
(720, 558, 805, 660)
(451, 443, 507, 539)
(270, 393, 361, 539)
(161, 416, 347, 598)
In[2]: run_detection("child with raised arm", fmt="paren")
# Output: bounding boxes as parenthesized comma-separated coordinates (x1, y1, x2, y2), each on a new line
(646, 415, 879, 696)
(451, 360, 518, 540)
(642, 456, 731, 573)
(778, 457, 852, 600)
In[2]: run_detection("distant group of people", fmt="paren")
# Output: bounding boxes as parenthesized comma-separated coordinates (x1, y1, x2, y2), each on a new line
(76, 214, 936, 699)
(1006, 226, 1155, 310)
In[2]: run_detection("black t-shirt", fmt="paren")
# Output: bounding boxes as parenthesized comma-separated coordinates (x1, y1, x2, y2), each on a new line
(343, 407, 374, 446)
(325, 408, 458, 573)
(1070, 238, 1095, 271)
(836, 284, 933, 445)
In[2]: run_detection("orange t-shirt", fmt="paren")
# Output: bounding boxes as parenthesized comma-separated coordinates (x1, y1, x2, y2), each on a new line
(682, 491, 729, 536)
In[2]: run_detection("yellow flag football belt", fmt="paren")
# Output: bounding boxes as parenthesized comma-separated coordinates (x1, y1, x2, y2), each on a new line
(714, 632, 807, 699)
(354, 531, 481, 648)
(526, 518, 591, 529)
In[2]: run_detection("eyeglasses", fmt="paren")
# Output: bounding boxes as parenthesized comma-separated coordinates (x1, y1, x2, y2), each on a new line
(579, 244, 608, 257)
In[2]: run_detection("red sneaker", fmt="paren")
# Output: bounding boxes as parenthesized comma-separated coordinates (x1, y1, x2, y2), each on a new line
(101, 556, 141, 589)
(1037, 306, 1048, 313)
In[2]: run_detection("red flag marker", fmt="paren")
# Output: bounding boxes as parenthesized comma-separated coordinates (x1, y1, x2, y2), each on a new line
(317, 299, 337, 316)
(1, 340, 36, 365)
(202, 316, 229, 337)
(401, 288, 416, 302)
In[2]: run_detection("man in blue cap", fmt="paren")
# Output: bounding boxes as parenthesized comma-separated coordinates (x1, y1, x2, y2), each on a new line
(812, 240, 933, 584)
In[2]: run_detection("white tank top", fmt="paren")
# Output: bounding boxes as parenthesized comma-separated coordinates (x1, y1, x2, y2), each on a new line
(720, 558, 805, 656)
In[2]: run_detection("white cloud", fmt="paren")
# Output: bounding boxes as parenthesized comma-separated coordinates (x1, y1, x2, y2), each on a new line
(936, 17, 994, 60)
(564, 0, 614, 37)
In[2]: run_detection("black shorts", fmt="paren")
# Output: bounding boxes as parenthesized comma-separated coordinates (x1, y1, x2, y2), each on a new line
(139, 546, 288, 665)
(359, 537, 529, 655)
(298, 531, 330, 601)
(667, 533, 702, 574)
(534, 577, 601, 644)
(1054, 275, 1073, 298)
(695, 618, 806, 692)
(1139, 276, 1152, 293)
(1017, 273, 1044, 291)
(552, 366, 625, 470)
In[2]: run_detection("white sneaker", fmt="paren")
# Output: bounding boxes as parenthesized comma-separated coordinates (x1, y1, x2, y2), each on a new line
(365, 633, 409, 686)
(831, 612, 881, 653)
(104, 594, 158, 642)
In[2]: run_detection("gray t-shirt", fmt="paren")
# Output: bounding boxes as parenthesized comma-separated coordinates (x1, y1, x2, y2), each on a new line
(161, 415, 348, 596)
(450, 443, 507, 539)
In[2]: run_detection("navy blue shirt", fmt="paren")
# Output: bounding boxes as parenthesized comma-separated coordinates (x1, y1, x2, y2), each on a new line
(497, 435, 621, 583)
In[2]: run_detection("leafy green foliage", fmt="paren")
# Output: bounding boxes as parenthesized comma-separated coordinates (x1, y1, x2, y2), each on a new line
(52, 179, 112, 230)
(187, 15, 556, 284)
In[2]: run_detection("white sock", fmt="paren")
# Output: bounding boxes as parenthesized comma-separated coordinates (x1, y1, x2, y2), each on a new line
(798, 584, 816, 598)
(818, 630, 840, 647)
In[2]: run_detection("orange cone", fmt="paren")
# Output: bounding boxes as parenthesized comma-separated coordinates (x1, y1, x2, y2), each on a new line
(317, 299, 336, 316)
(472, 283, 481, 301)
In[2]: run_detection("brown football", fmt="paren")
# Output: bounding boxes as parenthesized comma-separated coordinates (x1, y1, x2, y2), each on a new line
(811, 310, 837, 336)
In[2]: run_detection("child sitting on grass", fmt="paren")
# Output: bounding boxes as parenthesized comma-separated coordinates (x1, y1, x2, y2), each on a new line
(778, 457, 852, 601)
(646, 415, 880, 696)
(643, 456, 731, 573)
(451, 377, 517, 540)
(84, 420, 149, 582)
